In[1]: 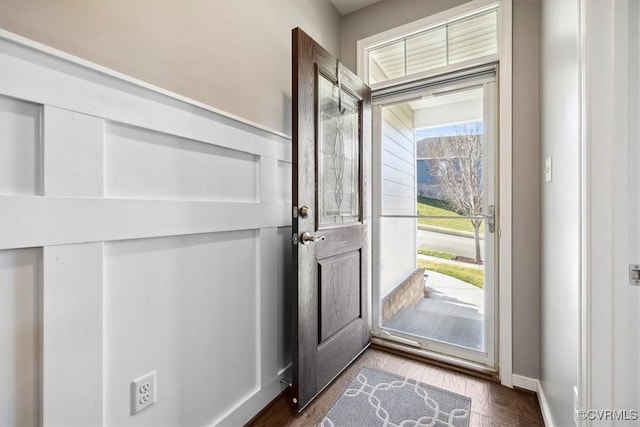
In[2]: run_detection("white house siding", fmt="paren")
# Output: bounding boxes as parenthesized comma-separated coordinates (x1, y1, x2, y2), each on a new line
(380, 103, 417, 297)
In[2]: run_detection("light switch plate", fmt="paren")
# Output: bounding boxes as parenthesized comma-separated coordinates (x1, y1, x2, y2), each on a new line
(544, 157, 552, 182)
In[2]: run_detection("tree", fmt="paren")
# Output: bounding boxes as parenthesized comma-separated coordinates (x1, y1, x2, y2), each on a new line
(426, 123, 484, 262)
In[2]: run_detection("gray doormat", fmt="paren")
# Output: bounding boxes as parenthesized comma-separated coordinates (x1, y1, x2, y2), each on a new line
(318, 367, 471, 427)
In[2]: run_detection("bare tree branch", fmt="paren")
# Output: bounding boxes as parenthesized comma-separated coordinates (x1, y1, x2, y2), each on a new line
(425, 123, 484, 261)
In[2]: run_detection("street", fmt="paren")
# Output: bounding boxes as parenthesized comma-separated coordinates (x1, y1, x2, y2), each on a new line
(416, 228, 485, 260)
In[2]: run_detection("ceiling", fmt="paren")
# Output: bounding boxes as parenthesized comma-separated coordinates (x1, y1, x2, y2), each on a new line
(329, 0, 382, 15)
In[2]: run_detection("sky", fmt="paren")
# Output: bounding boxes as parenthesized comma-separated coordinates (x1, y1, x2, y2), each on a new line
(415, 120, 483, 139)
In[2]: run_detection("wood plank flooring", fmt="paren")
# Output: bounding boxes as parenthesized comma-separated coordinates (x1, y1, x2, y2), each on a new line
(247, 348, 544, 427)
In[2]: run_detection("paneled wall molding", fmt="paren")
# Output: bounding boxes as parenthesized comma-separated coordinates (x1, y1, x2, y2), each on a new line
(0, 30, 292, 142)
(0, 196, 290, 250)
(0, 30, 292, 426)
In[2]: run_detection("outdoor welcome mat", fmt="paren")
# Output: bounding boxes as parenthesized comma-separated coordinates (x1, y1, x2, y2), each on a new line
(318, 367, 471, 427)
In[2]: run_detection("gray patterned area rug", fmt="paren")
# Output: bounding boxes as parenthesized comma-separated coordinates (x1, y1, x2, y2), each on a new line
(318, 367, 471, 427)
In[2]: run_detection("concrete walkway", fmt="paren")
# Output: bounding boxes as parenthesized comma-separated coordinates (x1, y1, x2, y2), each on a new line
(423, 270, 484, 313)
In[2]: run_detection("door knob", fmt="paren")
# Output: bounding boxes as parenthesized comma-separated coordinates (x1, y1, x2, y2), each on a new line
(300, 232, 325, 245)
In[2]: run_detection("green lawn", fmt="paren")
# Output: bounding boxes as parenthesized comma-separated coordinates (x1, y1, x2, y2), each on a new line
(417, 197, 484, 234)
(418, 258, 484, 289)
(417, 248, 457, 260)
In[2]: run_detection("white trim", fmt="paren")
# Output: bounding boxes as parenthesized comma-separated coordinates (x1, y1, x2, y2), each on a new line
(360, 0, 512, 380)
(496, 0, 513, 389)
(371, 106, 383, 331)
(579, 0, 638, 422)
(212, 370, 290, 427)
(0, 29, 291, 141)
(370, 73, 498, 369)
(356, 0, 500, 83)
(369, 57, 498, 94)
(511, 375, 557, 427)
(537, 380, 557, 427)
(512, 374, 538, 392)
(578, 0, 589, 422)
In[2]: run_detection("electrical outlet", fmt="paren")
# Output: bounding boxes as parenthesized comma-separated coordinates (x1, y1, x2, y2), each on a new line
(131, 371, 156, 415)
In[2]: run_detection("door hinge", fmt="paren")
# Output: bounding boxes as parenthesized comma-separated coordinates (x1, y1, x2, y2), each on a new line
(292, 233, 299, 245)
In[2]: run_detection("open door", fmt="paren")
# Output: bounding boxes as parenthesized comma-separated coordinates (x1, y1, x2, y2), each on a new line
(291, 28, 371, 411)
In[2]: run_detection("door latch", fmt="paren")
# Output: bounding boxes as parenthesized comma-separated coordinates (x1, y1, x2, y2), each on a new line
(292, 233, 299, 246)
(478, 205, 496, 233)
(487, 205, 495, 234)
(630, 265, 640, 286)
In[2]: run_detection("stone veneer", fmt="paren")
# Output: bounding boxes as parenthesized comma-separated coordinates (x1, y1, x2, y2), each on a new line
(381, 268, 425, 323)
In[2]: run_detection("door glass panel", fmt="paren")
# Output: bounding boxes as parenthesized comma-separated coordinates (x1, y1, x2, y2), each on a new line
(317, 74, 360, 228)
(378, 83, 494, 357)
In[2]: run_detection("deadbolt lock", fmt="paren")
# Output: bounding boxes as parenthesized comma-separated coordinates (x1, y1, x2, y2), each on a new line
(299, 206, 311, 218)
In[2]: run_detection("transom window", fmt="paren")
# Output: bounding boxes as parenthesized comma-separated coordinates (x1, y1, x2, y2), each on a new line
(366, 7, 499, 84)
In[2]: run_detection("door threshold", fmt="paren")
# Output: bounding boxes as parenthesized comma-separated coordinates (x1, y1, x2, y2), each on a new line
(371, 337, 499, 383)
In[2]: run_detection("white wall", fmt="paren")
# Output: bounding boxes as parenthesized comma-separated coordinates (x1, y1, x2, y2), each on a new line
(342, 0, 542, 380)
(511, 0, 541, 382)
(539, 0, 580, 425)
(0, 0, 341, 136)
(0, 33, 292, 426)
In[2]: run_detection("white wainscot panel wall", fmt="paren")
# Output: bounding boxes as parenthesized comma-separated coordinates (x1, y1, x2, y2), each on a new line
(0, 248, 42, 427)
(104, 231, 260, 426)
(0, 31, 292, 426)
(105, 123, 259, 202)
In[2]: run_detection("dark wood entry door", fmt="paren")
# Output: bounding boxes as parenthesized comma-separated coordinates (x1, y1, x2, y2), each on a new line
(291, 28, 371, 411)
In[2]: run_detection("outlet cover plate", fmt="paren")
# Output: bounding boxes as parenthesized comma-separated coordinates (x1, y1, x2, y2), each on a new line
(131, 371, 156, 415)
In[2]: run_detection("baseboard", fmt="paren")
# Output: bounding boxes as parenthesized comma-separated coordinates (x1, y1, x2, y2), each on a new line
(536, 380, 556, 427)
(511, 375, 556, 427)
(512, 374, 538, 392)
(212, 369, 290, 427)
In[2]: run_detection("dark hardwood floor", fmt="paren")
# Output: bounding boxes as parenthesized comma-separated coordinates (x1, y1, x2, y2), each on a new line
(247, 348, 544, 427)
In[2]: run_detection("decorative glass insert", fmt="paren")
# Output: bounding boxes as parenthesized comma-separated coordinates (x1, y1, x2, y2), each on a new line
(317, 74, 360, 227)
(367, 9, 498, 84)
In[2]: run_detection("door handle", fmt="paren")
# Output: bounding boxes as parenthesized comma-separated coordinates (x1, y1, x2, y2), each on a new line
(300, 232, 326, 245)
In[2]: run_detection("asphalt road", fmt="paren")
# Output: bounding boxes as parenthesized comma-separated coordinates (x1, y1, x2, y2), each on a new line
(416, 229, 485, 260)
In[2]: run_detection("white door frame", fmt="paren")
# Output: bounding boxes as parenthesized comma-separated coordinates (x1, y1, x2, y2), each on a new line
(579, 0, 639, 422)
(371, 76, 498, 369)
(357, 0, 513, 386)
